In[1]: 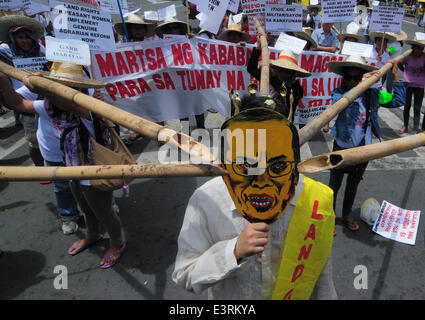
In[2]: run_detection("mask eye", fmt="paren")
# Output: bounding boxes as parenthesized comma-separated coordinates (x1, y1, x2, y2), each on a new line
(269, 161, 288, 175)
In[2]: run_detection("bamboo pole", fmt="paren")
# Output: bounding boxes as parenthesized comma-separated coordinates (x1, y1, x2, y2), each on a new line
(298, 48, 412, 146)
(185, 0, 191, 34)
(297, 133, 425, 173)
(254, 18, 270, 96)
(0, 164, 228, 181)
(0, 60, 216, 163)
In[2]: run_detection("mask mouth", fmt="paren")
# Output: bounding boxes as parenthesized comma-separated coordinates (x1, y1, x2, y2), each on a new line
(247, 194, 274, 212)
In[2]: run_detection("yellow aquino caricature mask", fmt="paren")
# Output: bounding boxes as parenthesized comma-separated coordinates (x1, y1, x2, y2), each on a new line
(221, 107, 300, 224)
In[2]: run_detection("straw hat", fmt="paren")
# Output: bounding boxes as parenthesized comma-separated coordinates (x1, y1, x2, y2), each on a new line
(0, 14, 45, 43)
(114, 12, 156, 37)
(290, 29, 317, 49)
(270, 48, 311, 78)
(388, 30, 408, 42)
(369, 31, 397, 43)
(26, 62, 106, 89)
(327, 55, 378, 76)
(405, 35, 425, 47)
(154, 18, 188, 38)
(217, 24, 251, 43)
(337, 32, 366, 43)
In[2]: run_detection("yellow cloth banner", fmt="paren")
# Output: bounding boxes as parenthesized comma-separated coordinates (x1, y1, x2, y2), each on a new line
(271, 175, 335, 300)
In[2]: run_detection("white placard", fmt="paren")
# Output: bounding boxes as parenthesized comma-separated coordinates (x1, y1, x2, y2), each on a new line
(275, 33, 306, 54)
(341, 41, 373, 58)
(98, 0, 128, 14)
(50, 0, 116, 52)
(144, 10, 159, 21)
(13, 56, 47, 70)
(232, 13, 243, 24)
(415, 32, 425, 41)
(228, 0, 240, 13)
(20, 0, 50, 15)
(199, 0, 228, 35)
(158, 5, 176, 21)
(190, 0, 208, 14)
(265, 4, 303, 33)
(241, 0, 265, 15)
(373, 200, 421, 246)
(346, 21, 360, 34)
(45, 36, 91, 65)
(372, 0, 379, 6)
(369, 6, 405, 33)
(322, 0, 357, 23)
(0, 0, 24, 10)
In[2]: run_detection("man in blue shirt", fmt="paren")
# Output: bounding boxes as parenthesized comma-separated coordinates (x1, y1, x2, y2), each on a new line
(311, 23, 339, 53)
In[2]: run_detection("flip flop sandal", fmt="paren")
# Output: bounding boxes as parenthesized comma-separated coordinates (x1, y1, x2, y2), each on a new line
(67, 235, 104, 256)
(100, 243, 126, 269)
(344, 218, 360, 231)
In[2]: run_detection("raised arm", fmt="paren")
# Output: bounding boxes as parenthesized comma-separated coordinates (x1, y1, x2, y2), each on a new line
(0, 71, 36, 114)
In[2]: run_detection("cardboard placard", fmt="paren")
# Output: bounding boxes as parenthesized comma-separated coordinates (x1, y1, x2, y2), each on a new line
(373, 200, 421, 245)
(50, 0, 116, 52)
(13, 56, 48, 70)
(341, 41, 373, 58)
(265, 4, 303, 33)
(321, 0, 357, 23)
(45, 36, 91, 65)
(369, 6, 404, 33)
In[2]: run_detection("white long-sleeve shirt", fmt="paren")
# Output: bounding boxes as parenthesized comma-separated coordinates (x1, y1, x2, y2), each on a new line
(172, 176, 338, 300)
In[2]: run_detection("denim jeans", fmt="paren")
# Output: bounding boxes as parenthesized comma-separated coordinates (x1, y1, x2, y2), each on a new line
(44, 160, 80, 223)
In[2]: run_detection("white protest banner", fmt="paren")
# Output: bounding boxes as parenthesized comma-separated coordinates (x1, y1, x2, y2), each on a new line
(0, 0, 24, 10)
(50, 0, 116, 52)
(321, 0, 357, 23)
(92, 37, 281, 122)
(341, 41, 373, 58)
(228, 0, 240, 13)
(45, 36, 91, 65)
(275, 33, 306, 54)
(241, 0, 265, 14)
(369, 6, 404, 33)
(265, 4, 303, 33)
(294, 51, 343, 124)
(373, 200, 421, 245)
(199, 0, 228, 35)
(13, 56, 47, 70)
(97, 0, 128, 14)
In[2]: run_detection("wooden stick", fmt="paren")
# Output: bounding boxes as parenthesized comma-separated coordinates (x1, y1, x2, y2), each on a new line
(185, 0, 191, 34)
(298, 48, 412, 146)
(0, 60, 216, 163)
(254, 18, 270, 96)
(297, 133, 425, 173)
(0, 164, 228, 181)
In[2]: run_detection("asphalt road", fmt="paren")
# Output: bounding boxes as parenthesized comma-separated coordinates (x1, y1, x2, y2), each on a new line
(1, 2, 425, 302)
